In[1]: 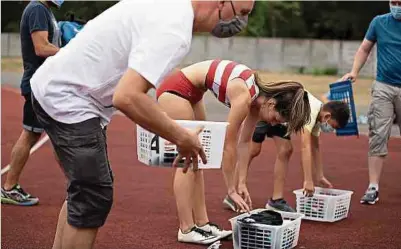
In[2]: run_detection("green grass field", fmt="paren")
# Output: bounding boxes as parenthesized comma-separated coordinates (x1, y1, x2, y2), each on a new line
(1, 57, 24, 73)
(2, 57, 373, 108)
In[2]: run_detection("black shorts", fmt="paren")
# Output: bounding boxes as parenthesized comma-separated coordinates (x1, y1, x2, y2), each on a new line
(23, 93, 44, 133)
(31, 93, 114, 229)
(252, 121, 290, 143)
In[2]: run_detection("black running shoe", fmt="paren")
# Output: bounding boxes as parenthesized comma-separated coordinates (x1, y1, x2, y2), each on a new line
(360, 187, 379, 205)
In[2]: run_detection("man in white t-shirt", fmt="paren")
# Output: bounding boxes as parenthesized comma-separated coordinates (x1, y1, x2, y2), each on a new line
(30, 0, 255, 248)
(224, 91, 350, 212)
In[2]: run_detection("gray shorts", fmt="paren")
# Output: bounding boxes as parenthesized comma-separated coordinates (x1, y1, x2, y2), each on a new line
(368, 80, 401, 157)
(31, 93, 114, 229)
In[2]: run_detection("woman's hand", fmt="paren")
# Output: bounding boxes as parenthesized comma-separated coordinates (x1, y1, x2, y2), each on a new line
(237, 184, 252, 210)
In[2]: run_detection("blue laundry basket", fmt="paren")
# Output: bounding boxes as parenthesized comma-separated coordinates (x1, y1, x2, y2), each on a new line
(328, 80, 359, 136)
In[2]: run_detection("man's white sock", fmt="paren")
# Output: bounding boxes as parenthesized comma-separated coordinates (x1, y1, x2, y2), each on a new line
(368, 183, 379, 190)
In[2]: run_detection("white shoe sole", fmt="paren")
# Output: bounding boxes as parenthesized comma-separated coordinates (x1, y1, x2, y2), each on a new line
(217, 231, 232, 240)
(178, 237, 220, 245)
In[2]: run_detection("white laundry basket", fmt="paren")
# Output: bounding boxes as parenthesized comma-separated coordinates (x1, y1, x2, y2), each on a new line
(293, 187, 353, 222)
(229, 209, 304, 249)
(136, 120, 229, 169)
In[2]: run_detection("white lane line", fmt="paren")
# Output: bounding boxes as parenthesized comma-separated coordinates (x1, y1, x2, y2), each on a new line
(1, 134, 50, 175)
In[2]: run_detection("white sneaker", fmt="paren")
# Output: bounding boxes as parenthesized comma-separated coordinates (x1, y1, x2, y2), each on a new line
(197, 222, 232, 240)
(178, 227, 219, 245)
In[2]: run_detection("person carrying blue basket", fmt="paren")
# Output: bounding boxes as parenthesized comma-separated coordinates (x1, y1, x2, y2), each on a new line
(341, 0, 401, 205)
(223, 90, 350, 213)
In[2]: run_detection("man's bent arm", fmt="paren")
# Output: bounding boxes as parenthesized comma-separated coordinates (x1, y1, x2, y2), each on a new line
(31, 31, 59, 57)
(113, 68, 189, 146)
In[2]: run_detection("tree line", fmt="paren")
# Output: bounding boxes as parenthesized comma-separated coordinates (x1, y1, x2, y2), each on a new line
(1, 1, 391, 40)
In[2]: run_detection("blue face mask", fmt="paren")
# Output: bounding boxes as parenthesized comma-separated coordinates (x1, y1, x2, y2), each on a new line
(320, 122, 335, 133)
(51, 0, 64, 8)
(390, 5, 401, 20)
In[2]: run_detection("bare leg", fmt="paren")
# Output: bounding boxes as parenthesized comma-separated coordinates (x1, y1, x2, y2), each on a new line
(174, 168, 197, 231)
(248, 142, 262, 165)
(158, 93, 197, 232)
(3, 130, 41, 190)
(61, 223, 98, 249)
(271, 137, 293, 200)
(191, 101, 209, 227)
(368, 156, 385, 185)
(192, 170, 209, 227)
(51, 200, 98, 249)
(52, 201, 67, 249)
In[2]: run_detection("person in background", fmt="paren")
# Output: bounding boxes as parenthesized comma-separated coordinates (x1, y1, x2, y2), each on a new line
(341, 0, 401, 205)
(1, 0, 62, 206)
(225, 90, 350, 213)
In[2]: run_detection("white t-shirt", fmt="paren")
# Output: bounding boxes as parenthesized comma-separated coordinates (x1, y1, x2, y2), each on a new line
(304, 91, 323, 137)
(31, 0, 194, 126)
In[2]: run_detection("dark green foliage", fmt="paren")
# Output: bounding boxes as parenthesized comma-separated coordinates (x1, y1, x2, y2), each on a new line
(1, 1, 390, 40)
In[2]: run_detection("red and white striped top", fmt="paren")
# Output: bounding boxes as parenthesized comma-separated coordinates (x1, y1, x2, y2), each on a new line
(205, 60, 259, 107)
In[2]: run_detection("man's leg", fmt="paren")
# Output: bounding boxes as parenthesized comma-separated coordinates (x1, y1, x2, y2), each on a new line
(62, 127, 112, 249)
(361, 81, 395, 205)
(52, 200, 67, 249)
(3, 131, 41, 188)
(54, 125, 112, 249)
(32, 96, 113, 249)
(61, 216, 99, 249)
(1, 94, 42, 206)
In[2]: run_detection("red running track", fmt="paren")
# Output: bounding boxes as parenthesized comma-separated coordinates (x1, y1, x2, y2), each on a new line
(2, 87, 401, 249)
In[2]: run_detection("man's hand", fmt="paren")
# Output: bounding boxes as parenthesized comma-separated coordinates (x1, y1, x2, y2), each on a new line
(173, 126, 207, 173)
(340, 39, 374, 84)
(303, 181, 315, 197)
(340, 72, 357, 83)
(228, 190, 250, 213)
(237, 184, 252, 210)
(114, 69, 207, 173)
(317, 176, 333, 188)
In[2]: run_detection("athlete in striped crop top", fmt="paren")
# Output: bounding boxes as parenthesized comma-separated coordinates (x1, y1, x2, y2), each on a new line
(204, 60, 259, 107)
(156, 59, 311, 245)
